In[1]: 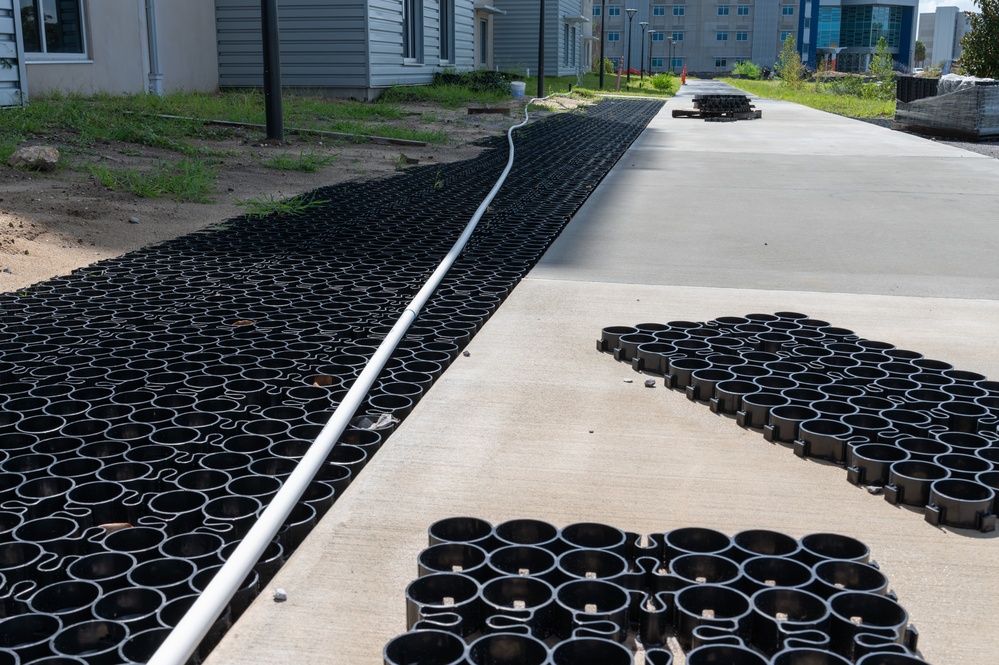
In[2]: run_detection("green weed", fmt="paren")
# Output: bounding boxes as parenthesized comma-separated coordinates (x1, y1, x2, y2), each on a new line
(234, 192, 331, 219)
(88, 158, 217, 202)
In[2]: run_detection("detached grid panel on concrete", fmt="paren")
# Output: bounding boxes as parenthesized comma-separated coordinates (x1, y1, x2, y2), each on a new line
(386, 517, 930, 664)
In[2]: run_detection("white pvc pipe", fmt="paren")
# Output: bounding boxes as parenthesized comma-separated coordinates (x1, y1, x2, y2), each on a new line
(148, 96, 547, 665)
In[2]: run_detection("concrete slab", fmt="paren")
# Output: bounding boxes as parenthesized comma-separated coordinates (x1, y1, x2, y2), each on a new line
(206, 283, 998, 665)
(534, 84, 999, 298)
(206, 83, 998, 665)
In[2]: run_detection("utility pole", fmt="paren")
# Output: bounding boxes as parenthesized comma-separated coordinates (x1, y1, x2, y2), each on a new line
(538, 0, 545, 97)
(639, 21, 648, 80)
(261, 0, 283, 141)
(625, 8, 637, 82)
(599, 0, 606, 89)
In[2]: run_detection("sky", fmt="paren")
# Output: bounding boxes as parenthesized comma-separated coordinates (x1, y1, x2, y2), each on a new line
(919, 0, 978, 13)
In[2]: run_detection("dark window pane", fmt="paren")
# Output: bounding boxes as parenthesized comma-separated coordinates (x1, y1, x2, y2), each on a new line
(43, 0, 84, 54)
(19, 0, 42, 52)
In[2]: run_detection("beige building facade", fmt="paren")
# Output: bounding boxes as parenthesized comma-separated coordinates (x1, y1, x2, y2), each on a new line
(19, 0, 218, 99)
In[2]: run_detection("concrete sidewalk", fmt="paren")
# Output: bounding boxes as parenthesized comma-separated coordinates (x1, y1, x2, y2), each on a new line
(206, 83, 999, 665)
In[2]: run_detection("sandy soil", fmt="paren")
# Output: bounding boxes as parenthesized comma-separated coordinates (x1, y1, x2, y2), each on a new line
(0, 98, 583, 294)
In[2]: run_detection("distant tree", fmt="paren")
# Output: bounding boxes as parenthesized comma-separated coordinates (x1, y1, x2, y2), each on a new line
(960, 0, 999, 78)
(869, 36, 897, 91)
(914, 40, 926, 66)
(776, 35, 805, 89)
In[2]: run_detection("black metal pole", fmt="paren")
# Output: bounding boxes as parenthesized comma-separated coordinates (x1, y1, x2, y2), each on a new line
(538, 0, 545, 97)
(598, 0, 606, 89)
(639, 26, 646, 81)
(261, 0, 283, 141)
(626, 13, 634, 82)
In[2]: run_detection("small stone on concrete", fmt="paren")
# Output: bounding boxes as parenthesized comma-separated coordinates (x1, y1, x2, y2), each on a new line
(7, 146, 60, 171)
(462, 351, 470, 357)
(644, 379, 656, 388)
(128, 217, 140, 224)
(273, 588, 288, 602)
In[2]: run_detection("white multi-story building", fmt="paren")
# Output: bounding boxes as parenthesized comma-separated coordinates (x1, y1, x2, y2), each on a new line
(916, 6, 972, 70)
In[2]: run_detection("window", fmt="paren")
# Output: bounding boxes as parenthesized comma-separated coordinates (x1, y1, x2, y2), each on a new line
(19, 0, 86, 56)
(564, 24, 570, 67)
(607, 31, 621, 42)
(673, 5, 685, 16)
(671, 31, 684, 41)
(715, 57, 728, 67)
(592, 5, 601, 16)
(736, 31, 748, 41)
(608, 6, 621, 16)
(670, 57, 684, 67)
(718, 6, 730, 15)
(651, 31, 665, 41)
(780, 30, 792, 40)
(653, 5, 666, 16)
(737, 5, 750, 15)
(439, 0, 454, 62)
(782, 5, 795, 14)
(804, 18, 811, 27)
(716, 31, 728, 41)
(478, 19, 488, 66)
(652, 57, 664, 67)
(403, 0, 423, 61)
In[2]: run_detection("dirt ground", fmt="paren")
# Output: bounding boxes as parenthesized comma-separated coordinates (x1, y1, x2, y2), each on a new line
(0, 96, 586, 294)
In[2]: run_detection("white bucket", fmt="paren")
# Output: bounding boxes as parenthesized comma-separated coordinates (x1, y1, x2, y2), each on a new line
(511, 81, 526, 99)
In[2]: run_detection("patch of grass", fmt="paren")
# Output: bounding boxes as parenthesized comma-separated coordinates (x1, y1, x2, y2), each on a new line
(0, 90, 425, 155)
(235, 192, 331, 219)
(87, 157, 217, 202)
(722, 78, 895, 118)
(254, 149, 338, 172)
(380, 84, 509, 108)
(522, 72, 678, 97)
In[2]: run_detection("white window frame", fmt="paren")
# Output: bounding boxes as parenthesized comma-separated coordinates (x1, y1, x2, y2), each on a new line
(782, 5, 795, 15)
(608, 6, 622, 16)
(592, 5, 601, 15)
(653, 5, 666, 16)
(651, 57, 664, 67)
(718, 6, 730, 15)
(737, 5, 750, 15)
(607, 31, 621, 42)
(651, 31, 665, 41)
(672, 5, 685, 16)
(716, 31, 728, 41)
(780, 30, 792, 40)
(715, 57, 727, 67)
(19, 0, 89, 61)
(671, 31, 684, 41)
(670, 57, 683, 67)
(736, 31, 748, 41)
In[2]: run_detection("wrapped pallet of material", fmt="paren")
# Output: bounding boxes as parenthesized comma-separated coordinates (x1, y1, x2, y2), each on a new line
(893, 75, 999, 140)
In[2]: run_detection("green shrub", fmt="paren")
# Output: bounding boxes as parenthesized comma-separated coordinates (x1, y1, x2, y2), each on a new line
(651, 72, 676, 91)
(603, 57, 615, 74)
(431, 69, 516, 94)
(733, 61, 762, 79)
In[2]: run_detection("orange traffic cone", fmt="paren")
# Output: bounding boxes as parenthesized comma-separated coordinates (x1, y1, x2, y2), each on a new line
(681, 65, 687, 85)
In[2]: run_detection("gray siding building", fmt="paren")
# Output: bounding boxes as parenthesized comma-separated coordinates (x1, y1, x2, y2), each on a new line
(491, 0, 589, 78)
(216, 0, 476, 99)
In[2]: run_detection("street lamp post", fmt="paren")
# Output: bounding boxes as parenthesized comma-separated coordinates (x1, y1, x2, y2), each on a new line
(638, 21, 648, 80)
(647, 28, 653, 74)
(599, 0, 606, 89)
(625, 8, 637, 82)
(670, 39, 676, 74)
